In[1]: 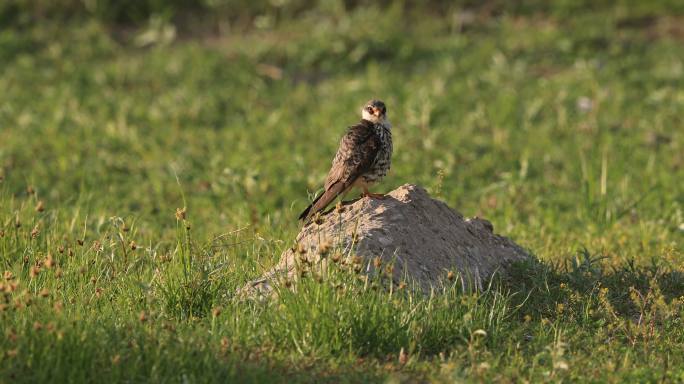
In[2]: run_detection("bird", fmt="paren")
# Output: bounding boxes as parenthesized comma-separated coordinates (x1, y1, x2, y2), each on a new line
(299, 99, 393, 222)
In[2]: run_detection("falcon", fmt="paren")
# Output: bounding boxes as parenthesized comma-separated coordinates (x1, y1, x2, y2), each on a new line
(299, 99, 393, 221)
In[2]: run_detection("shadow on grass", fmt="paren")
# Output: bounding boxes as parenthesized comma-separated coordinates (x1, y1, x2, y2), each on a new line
(1, 322, 387, 384)
(501, 250, 684, 320)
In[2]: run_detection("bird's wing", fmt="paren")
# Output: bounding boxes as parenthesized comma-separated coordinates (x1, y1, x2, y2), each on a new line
(324, 120, 379, 191)
(299, 121, 379, 220)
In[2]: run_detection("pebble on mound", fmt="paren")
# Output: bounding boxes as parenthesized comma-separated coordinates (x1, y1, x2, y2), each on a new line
(240, 184, 532, 296)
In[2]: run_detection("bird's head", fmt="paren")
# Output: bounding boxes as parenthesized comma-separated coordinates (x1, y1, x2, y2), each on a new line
(361, 99, 387, 124)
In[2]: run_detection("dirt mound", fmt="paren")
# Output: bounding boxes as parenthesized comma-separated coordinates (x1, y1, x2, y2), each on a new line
(241, 184, 531, 296)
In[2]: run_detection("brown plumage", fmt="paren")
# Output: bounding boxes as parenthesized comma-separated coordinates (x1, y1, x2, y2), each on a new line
(299, 99, 392, 222)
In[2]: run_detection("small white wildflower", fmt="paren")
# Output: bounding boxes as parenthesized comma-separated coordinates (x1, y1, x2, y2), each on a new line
(576, 96, 593, 113)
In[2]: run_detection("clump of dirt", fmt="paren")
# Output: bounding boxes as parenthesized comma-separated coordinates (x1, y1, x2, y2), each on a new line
(240, 184, 532, 296)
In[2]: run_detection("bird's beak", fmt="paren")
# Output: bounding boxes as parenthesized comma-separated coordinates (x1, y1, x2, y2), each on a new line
(372, 107, 380, 116)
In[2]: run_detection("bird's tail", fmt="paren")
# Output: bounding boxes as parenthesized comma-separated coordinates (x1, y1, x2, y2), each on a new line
(298, 193, 323, 221)
(298, 186, 341, 221)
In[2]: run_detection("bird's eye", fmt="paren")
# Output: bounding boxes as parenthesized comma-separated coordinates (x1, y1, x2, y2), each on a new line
(366, 106, 373, 112)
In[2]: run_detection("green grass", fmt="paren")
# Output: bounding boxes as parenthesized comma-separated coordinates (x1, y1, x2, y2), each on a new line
(1, 3, 683, 382)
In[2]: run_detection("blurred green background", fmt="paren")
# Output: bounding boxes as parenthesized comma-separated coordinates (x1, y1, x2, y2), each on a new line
(2, 0, 682, 253)
(1, 0, 683, 382)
